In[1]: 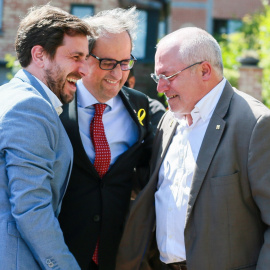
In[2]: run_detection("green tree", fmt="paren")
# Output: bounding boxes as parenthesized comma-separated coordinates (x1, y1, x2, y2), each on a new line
(219, 0, 270, 106)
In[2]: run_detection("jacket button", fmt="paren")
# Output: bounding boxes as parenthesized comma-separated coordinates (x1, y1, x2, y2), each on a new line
(93, 214, 100, 222)
(46, 259, 54, 268)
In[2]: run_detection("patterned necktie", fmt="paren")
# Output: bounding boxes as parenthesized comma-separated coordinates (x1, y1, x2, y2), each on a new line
(90, 103, 111, 178)
(90, 103, 111, 265)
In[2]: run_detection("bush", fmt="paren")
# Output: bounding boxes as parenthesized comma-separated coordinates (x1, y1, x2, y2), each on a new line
(219, 0, 270, 106)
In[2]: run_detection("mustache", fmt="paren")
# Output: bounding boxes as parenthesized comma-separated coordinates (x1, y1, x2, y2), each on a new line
(67, 72, 83, 81)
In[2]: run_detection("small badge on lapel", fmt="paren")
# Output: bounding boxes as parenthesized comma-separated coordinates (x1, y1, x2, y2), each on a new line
(137, 109, 146, 126)
(216, 125, 220, 130)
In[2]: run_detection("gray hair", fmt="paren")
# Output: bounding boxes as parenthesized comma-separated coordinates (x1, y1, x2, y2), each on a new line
(84, 6, 138, 52)
(158, 27, 223, 77)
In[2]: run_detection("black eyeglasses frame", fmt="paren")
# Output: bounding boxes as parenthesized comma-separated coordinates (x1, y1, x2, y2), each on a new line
(89, 53, 137, 71)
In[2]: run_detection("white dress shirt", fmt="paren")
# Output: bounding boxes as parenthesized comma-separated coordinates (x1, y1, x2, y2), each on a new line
(76, 79, 139, 166)
(155, 78, 226, 263)
(34, 76, 63, 115)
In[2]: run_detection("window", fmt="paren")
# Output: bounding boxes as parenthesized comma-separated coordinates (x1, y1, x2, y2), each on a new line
(70, 4, 94, 19)
(133, 10, 148, 59)
(132, 9, 160, 62)
(213, 19, 242, 36)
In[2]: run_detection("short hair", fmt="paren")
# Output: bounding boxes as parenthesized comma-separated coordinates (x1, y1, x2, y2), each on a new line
(15, 4, 91, 67)
(83, 6, 138, 52)
(158, 27, 224, 77)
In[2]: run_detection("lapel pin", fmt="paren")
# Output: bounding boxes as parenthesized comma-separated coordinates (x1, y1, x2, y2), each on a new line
(216, 125, 220, 130)
(137, 109, 146, 126)
(170, 120, 174, 127)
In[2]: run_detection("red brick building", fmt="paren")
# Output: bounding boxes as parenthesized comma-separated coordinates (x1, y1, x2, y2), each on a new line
(0, 0, 264, 97)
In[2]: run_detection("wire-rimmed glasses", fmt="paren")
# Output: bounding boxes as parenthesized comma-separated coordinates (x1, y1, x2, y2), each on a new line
(151, 61, 204, 85)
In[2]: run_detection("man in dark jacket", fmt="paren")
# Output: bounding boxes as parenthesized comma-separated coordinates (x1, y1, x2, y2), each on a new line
(59, 7, 154, 270)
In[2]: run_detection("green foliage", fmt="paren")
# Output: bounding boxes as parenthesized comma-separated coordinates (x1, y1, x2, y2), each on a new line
(223, 67, 240, 88)
(219, 32, 246, 88)
(257, 1, 270, 106)
(219, 0, 270, 106)
(4, 54, 21, 80)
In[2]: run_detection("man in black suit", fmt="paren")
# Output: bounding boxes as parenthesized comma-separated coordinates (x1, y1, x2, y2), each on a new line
(58, 7, 154, 270)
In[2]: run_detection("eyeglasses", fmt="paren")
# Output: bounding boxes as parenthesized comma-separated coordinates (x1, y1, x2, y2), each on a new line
(150, 61, 204, 85)
(90, 53, 137, 71)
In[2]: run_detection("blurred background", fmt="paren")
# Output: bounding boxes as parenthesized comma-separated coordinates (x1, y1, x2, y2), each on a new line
(1, 0, 269, 106)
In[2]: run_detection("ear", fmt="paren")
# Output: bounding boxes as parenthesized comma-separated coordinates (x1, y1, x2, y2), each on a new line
(201, 61, 212, 81)
(128, 75, 136, 89)
(31, 45, 46, 68)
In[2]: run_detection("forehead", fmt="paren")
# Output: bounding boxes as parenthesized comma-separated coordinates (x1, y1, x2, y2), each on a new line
(93, 31, 132, 57)
(155, 42, 181, 73)
(60, 34, 88, 54)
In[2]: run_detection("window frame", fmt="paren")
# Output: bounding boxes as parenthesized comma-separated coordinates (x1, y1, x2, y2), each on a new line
(213, 18, 243, 36)
(132, 8, 160, 63)
(70, 4, 94, 19)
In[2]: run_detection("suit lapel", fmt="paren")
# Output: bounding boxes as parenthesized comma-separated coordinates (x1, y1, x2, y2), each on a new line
(119, 88, 143, 142)
(14, 69, 51, 104)
(61, 93, 98, 176)
(62, 87, 144, 178)
(151, 112, 178, 175)
(129, 112, 178, 220)
(14, 69, 74, 202)
(186, 81, 234, 224)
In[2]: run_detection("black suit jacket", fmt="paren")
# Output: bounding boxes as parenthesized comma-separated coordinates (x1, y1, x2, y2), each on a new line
(59, 86, 154, 270)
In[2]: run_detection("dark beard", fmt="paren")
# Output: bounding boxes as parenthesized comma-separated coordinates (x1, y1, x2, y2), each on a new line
(44, 65, 66, 103)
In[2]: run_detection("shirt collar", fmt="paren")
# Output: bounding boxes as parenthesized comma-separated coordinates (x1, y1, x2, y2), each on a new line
(190, 78, 226, 124)
(77, 79, 113, 109)
(33, 76, 63, 115)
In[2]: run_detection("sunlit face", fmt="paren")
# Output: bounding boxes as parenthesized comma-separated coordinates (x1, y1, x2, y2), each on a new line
(82, 31, 132, 103)
(44, 34, 89, 104)
(155, 43, 203, 116)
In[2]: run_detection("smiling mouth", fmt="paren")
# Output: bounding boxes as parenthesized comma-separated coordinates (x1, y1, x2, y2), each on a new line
(167, 95, 177, 100)
(66, 77, 79, 85)
(105, 79, 118, 84)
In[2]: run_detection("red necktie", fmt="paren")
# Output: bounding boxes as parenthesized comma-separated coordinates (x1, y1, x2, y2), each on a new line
(90, 103, 111, 264)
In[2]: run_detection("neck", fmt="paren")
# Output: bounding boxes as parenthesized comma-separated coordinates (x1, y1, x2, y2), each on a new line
(185, 114, 193, 126)
(24, 65, 46, 86)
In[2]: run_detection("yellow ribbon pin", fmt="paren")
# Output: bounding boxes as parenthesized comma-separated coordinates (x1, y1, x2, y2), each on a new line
(137, 109, 146, 126)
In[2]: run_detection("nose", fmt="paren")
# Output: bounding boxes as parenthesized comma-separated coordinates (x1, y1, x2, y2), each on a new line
(157, 79, 169, 93)
(110, 63, 122, 79)
(78, 59, 89, 77)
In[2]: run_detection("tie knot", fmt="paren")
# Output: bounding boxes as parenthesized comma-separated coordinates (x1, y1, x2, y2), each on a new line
(94, 103, 107, 115)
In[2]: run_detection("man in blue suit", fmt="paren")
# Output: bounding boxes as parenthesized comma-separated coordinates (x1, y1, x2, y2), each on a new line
(0, 4, 90, 269)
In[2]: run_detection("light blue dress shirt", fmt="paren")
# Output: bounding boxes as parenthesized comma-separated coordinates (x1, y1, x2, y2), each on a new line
(77, 79, 139, 166)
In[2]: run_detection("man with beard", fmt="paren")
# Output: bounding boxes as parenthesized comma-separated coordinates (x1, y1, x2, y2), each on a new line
(58, 7, 154, 270)
(0, 4, 90, 269)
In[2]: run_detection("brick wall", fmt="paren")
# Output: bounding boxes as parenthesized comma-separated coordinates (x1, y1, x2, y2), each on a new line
(170, 0, 263, 32)
(238, 66, 263, 101)
(0, 0, 118, 60)
(213, 0, 263, 19)
(171, 8, 207, 31)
